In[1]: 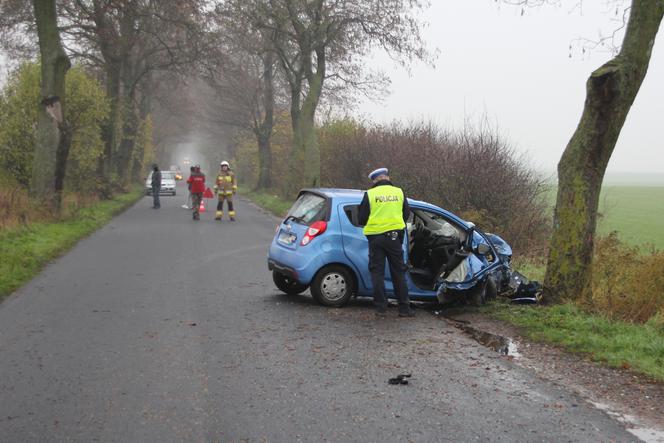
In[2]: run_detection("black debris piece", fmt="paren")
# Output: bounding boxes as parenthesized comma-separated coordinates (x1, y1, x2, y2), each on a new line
(388, 374, 412, 385)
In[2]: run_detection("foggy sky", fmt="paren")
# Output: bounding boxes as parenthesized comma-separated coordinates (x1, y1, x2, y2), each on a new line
(356, 1, 664, 174)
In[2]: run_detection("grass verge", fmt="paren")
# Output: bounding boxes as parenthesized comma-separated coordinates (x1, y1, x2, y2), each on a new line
(240, 186, 292, 217)
(0, 187, 143, 300)
(482, 301, 664, 381)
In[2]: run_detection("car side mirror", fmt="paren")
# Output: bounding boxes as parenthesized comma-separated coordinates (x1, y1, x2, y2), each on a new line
(476, 243, 491, 255)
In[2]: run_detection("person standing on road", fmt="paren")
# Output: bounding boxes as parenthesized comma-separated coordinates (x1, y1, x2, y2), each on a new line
(358, 167, 413, 317)
(213, 160, 237, 221)
(187, 165, 206, 220)
(182, 165, 195, 209)
(151, 164, 162, 209)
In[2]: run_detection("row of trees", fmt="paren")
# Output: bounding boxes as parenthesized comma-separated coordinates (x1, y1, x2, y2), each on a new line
(1, 0, 209, 205)
(206, 0, 432, 195)
(1, 0, 432, 200)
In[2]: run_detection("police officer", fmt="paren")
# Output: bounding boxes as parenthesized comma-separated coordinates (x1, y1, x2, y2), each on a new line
(358, 167, 413, 317)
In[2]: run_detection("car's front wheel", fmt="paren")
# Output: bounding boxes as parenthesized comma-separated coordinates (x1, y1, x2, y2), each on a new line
(273, 271, 308, 295)
(485, 276, 497, 301)
(310, 265, 355, 307)
(467, 279, 487, 307)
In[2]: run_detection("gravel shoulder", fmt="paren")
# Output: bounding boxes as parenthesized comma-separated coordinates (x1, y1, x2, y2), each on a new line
(443, 309, 664, 442)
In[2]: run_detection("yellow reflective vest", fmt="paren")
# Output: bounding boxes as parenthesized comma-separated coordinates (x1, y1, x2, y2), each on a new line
(214, 170, 237, 195)
(363, 185, 406, 235)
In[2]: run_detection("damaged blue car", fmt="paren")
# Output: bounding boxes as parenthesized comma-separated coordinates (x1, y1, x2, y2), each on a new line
(268, 189, 514, 307)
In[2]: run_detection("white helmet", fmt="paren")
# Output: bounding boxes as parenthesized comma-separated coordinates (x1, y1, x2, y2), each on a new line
(220, 161, 230, 168)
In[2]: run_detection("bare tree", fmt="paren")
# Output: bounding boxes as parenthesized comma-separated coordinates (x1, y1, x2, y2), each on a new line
(224, 0, 432, 194)
(59, 0, 208, 185)
(30, 0, 72, 210)
(204, 7, 286, 189)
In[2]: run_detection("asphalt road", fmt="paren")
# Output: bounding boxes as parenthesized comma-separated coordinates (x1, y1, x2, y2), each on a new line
(0, 184, 639, 442)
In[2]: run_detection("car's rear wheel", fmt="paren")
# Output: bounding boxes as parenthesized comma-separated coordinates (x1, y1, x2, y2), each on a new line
(311, 265, 355, 307)
(273, 271, 308, 295)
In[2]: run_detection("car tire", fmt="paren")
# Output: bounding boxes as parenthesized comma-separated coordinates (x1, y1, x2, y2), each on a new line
(273, 271, 308, 295)
(485, 276, 498, 301)
(173, 191, 177, 196)
(467, 279, 487, 307)
(310, 265, 355, 307)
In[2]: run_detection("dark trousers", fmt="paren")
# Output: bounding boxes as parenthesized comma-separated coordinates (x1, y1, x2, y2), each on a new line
(191, 193, 202, 213)
(368, 231, 410, 312)
(216, 194, 234, 212)
(152, 186, 160, 208)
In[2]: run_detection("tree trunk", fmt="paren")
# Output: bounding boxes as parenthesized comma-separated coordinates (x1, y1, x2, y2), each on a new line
(256, 51, 275, 190)
(116, 11, 140, 186)
(117, 95, 138, 186)
(287, 86, 304, 196)
(288, 68, 323, 193)
(257, 131, 273, 189)
(31, 0, 71, 209)
(132, 73, 153, 183)
(543, 1, 663, 303)
(100, 61, 122, 185)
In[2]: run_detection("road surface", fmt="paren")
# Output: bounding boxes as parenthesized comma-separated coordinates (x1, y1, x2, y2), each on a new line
(0, 185, 638, 442)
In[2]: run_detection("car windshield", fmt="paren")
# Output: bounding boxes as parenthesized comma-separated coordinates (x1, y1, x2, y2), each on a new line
(286, 192, 327, 225)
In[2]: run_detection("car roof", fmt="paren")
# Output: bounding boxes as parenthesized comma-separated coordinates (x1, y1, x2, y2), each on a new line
(304, 188, 364, 200)
(147, 171, 175, 177)
(302, 188, 470, 227)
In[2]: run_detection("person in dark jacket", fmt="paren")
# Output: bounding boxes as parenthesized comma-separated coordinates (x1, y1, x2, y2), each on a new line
(151, 164, 162, 209)
(358, 167, 413, 317)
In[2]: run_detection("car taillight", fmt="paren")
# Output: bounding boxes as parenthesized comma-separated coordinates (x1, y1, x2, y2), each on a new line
(301, 221, 327, 246)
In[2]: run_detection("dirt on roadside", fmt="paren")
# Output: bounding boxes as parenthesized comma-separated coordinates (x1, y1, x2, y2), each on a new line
(440, 309, 664, 441)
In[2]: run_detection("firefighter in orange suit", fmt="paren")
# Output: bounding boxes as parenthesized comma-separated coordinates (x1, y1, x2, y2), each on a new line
(214, 161, 237, 221)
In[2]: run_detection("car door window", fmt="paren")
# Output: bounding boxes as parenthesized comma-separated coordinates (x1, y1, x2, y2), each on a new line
(343, 205, 361, 227)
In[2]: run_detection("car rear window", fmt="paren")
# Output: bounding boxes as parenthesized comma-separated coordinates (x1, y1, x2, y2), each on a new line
(148, 171, 175, 180)
(286, 192, 328, 225)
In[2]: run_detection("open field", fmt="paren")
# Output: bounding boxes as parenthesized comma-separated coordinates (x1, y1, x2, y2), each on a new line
(596, 186, 664, 249)
(546, 185, 664, 249)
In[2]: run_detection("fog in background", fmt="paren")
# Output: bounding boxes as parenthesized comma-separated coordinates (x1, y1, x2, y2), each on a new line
(357, 1, 664, 180)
